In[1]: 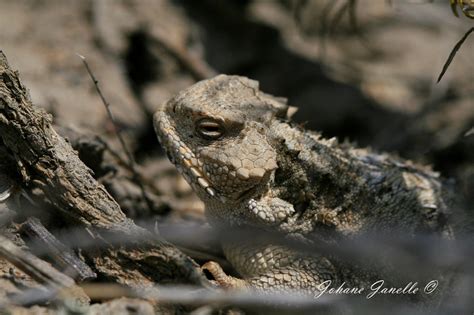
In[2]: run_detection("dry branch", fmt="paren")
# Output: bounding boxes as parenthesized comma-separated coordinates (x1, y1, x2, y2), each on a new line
(20, 217, 97, 282)
(0, 234, 90, 308)
(0, 51, 207, 287)
(0, 235, 75, 288)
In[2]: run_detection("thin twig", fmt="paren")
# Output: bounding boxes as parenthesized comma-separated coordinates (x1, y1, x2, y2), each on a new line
(319, 0, 339, 60)
(437, 27, 474, 83)
(77, 54, 154, 213)
(149, 31, 216, 81)
(348, 0, 359, 34)
(329, 1, 349, 34)
(292, 0, 310, 32)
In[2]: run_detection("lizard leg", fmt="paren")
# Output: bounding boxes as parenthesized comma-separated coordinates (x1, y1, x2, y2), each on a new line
(247, 197, 295, 225)
(202, 260, 332, 297)
(221, 240, 338, 296)
(202, 261, 248, 290)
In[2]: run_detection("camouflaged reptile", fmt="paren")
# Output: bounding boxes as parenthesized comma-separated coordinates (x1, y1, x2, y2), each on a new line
(153, 75, 467, 299)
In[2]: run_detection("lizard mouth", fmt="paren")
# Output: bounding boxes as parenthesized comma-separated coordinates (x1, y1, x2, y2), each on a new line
(154, 111, 219, 200)
(237, 185, 258, 202)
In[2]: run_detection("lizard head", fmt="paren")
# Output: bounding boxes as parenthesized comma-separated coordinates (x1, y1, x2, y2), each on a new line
(154, 75, 290, 209)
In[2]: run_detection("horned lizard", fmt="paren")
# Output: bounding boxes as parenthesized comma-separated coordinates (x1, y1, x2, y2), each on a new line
(153, 75, 465, 300)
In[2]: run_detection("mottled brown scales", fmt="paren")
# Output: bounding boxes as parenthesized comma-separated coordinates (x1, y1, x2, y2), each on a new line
(153, 75, 465, 298)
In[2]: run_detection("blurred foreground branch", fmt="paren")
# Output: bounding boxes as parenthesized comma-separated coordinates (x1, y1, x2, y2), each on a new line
(0, 234, 89, 309)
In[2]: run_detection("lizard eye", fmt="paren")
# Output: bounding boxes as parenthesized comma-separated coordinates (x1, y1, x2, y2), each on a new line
(196, 118, 225, 140)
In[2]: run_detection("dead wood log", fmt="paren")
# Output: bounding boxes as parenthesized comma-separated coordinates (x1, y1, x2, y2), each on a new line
(0, 51, 207, 287)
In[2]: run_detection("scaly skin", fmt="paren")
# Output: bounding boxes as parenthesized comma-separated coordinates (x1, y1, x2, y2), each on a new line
(153, 75, 463, 298)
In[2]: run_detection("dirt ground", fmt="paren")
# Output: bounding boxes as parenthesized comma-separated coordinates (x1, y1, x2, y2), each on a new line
(0, 0, 472, 314)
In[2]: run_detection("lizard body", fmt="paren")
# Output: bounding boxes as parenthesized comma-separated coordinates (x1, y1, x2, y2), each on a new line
(153, 75, 464, 299)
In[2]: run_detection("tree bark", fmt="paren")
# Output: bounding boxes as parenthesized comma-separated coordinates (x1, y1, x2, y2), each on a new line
(0, 51, 206, 287)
